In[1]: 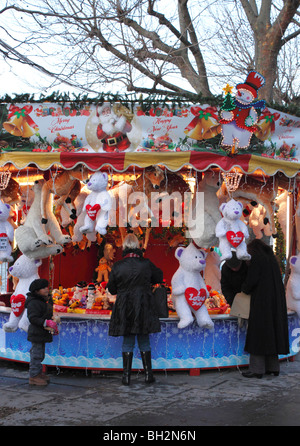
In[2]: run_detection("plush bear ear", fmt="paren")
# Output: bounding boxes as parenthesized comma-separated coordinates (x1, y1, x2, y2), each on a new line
(175, 246, 185, 260)
(237, 201, 243, 208)
(199, 249, 207, 259)
(290, 256, 298, 266)
(5, 204, 10, 210)
(102, 172, 108, 181)
(219, 203, 226, 213)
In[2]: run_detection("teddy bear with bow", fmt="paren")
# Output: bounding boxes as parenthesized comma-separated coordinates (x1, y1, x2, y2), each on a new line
(78, 171, 112, 237)
(0, 199, 14, 263)
(215, 199, 251, 262)
(3, 255, 42, 332)
(171, 243, 214, 329)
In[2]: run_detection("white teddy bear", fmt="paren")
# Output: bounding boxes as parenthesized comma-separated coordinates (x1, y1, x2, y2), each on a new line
(15, 180, 67, 260)
(171, 243, 214, 329)
(79, 172, 112, 236)
(0, 200, 14, 263)
(3, 255, 42, 332)
(215, 199, 251, 262)
(286, 254, 300, 318)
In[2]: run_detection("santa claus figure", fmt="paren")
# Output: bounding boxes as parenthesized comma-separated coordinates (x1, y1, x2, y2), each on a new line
(220, 71, 265, 149)
(96, 102, 133, 152)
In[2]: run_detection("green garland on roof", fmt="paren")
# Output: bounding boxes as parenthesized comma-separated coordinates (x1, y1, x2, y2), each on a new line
(0, 91, 299, 117)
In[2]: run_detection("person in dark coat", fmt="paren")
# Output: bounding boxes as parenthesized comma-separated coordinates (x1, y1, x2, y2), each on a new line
(221, 251, 248, 306)
(108, 233, 163, 385)
(25, 278, 59, 386)
(241, 239, 289, 379)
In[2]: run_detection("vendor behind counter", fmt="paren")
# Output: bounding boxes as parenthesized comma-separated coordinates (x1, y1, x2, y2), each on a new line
(221, 252, 248, 306)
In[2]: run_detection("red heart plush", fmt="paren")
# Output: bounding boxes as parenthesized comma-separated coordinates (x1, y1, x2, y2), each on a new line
(226, 231, 244, 247)
(185, 287, 207, 311)
(10, 294, 26, 317)
(86, 204, 101, 221)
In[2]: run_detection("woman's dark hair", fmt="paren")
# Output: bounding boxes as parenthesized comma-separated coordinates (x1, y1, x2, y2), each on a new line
(247, 238, 274, 257)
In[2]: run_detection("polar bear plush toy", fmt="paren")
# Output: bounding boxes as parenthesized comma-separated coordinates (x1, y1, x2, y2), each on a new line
(3, 255, 42, 332)
(79, 172, 112, 236)
(0, 200, 14, 263)
(15, 180, 67, 260)
(171, 243, 214, 329)
(286, 254, 300, 318)
(215, 199, 251, 262)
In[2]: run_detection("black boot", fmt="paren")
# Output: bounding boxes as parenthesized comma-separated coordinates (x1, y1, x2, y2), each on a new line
(122, 352, 133, 385)
(140, 351, 155, 384)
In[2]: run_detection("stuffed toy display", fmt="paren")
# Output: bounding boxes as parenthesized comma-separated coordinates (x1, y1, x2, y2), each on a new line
(286, 255, 300, 318)
(79, 171, 112, 236)
(3, 255, 42, 332)
(15, 180, 67, 260)
(41, 165, 89, 224)
(215, 199, 251, 262)
(0, 200, 14, 263)
(217, 175, 278, 236)
(171, 243, 214, 329)
(219, 71, 265, 150)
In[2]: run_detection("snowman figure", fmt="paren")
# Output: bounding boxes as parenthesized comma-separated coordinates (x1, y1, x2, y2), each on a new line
(220, 71, 265, 149)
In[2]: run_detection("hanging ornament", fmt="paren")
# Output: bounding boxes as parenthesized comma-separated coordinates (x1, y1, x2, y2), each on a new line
(0, 169, 11, 191)
(221, 170, 243, 194)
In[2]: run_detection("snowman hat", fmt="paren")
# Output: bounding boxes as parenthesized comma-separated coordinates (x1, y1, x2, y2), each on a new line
(236, 71, 265, 98)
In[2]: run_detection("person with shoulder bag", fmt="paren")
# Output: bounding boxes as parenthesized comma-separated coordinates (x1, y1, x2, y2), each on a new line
(108, 233, 163, 385)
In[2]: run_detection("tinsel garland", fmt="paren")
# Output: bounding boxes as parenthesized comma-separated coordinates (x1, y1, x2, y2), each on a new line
(0, 92, 298, 117)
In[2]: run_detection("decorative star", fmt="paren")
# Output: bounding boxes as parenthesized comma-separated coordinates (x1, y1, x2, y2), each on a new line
(223, 84, 233, 95)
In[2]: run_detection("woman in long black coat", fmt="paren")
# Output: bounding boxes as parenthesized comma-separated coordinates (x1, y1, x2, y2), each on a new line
(241, 239, 289, 378)
(107, 233, 163, 385)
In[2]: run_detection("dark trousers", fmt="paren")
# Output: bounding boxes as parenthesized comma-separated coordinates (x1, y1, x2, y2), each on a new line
(29, 342, 46, 377)
(249, 354, 279, 374)
(122, 334, 151, 352)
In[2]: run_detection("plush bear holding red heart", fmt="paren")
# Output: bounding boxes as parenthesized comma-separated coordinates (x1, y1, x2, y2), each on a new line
(171, 243, 214, 329)
(79, 172, 112, 237)
(3, 255, 42, 333)
(215, 199, 251, 262)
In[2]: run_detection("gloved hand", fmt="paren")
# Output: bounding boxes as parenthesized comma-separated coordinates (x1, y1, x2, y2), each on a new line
(45, 319, 59, 335)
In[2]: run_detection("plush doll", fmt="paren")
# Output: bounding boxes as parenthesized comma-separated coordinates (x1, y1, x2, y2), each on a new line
(79, 171, 112, 236)
(15, 180, 67, 260)
(3, 255, 42, 332)
(171, 243, 214, 329)
(86, 283, 96, 309)
(249, 203, 273, 239)
(0, 200, 14, 263)
(95, 243, 115, 282)
(215, 199, 251, 261)
(286, 255, 300, 318)
(70, 281, 87, 305)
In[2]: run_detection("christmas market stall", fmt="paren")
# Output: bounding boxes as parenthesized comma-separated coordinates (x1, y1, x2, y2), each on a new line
(0, 75, 300, 374)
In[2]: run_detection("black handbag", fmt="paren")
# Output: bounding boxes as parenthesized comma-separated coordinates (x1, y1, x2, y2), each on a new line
(152, 285, 169, 318)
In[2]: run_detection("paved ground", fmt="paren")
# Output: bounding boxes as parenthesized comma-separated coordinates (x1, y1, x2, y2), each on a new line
(0, 355, 300, 429)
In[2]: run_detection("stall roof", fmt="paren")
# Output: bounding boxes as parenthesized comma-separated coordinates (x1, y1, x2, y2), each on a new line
(1, 151, 300, 178)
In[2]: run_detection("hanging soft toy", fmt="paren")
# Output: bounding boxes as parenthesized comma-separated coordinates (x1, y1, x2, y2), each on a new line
(286, 255, 300, 318)
(171, 243, 214, 329)
(0, 200, 15, 263)
(79, 172, 112, 236)
(215, 199, 251, 262)
(220, 71, 265, 151)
